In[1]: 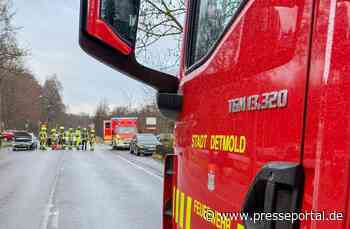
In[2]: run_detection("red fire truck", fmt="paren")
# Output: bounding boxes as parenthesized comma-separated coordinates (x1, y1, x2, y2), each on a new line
(79, 0, 350, 228)
(111, 117, 138, 149)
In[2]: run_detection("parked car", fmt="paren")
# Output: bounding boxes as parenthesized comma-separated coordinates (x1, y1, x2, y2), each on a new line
(2, 130, 14, 141)
(130, 133, 161, 156)
(13, 131, 38, 151)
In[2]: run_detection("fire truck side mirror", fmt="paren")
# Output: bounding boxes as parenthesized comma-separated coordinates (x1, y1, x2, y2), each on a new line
(79, 0, 179, 93)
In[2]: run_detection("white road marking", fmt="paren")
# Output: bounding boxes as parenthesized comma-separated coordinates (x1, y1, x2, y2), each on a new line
(116, 155, 163, 181)
(40, 155, 64, 229)
(51, 209, 59, 228)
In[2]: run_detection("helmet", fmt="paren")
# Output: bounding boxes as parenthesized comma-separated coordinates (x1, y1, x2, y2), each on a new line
(60, 126, 64, 130)
(91, 129, 95, 133)
(77, 126, 81, 130)
(51, 129, 56, 132)
(69, 128, 73, 131)
(42, 127, 47, 131)
(83, 128, 87, 131)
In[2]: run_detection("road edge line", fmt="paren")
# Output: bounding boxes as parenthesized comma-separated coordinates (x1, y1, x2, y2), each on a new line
(116, 155, 163, 181)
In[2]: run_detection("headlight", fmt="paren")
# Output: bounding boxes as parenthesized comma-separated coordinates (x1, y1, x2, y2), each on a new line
(137, 144, 144, 148)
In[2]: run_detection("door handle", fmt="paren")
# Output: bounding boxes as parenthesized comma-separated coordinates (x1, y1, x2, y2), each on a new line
(242, 163, 304, 229)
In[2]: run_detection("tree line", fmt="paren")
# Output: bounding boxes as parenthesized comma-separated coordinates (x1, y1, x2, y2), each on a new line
(93, 97, 174, 138)
(0, 0, 178, 135)
(0, 0, 92, 134)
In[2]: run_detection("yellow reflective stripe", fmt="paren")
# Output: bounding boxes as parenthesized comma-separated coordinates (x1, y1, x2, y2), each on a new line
(172, 186, 176, 219)
(185, 196, 192, 229)
(179, 192, 185, 228)
(175, 188, 180, 223)
(237, 223, 245, 229)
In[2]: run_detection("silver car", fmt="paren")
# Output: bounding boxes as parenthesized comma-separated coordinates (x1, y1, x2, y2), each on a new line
(13, 132, 38, 151)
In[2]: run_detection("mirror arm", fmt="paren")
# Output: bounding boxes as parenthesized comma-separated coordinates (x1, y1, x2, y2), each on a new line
(157, 93, 183, 121)
(80, 28, 179, 93)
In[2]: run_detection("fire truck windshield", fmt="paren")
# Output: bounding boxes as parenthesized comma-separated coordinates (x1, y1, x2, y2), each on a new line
(116, 127, 137, 134)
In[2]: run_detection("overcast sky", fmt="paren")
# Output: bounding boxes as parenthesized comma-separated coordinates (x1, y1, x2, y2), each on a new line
(13, 0, 153, 115)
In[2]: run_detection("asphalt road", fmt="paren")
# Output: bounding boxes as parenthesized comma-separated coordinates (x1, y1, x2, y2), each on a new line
(0, 145, 163, 229)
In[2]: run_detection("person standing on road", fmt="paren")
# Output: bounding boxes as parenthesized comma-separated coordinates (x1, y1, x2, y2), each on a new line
(58, 126, 65, 149)
(75, 127, 82, 150)
(39, 126, 48, 150)
(89, 128, 96, 151)
(63, 129, 69, 150)
(81, 128, 88, 151)
(50, 128, 58, 150)
(68, 128, 74, 150)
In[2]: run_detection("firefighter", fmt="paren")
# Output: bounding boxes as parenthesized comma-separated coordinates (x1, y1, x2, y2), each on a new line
(63, 129, 69, 150)
(39, 126, 48, 150)
(89, 128, 96, 151)
(50, 128, 58, 150)
(81, 127, 88, 151)
(75, 127, 81, 150)
(58, 126, 65, 149)
(67, 128, 74, 150)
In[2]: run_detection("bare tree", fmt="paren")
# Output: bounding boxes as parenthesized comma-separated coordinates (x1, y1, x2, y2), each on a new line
(63, 113, 93, 129)
(0, 0, 27, 130)
(94, 99, 110, 137)
(136, 0, 185, 70)
(41, 74, 66, 127)
(0, 0, 25, 73)
(0, 69, 42, 133)
(137, 0, 184, 48)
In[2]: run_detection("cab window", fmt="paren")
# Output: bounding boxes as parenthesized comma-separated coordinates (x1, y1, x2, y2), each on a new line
(100, 0, 139, 43)
(188, 0, 246, 67)
(105, 122, 111, 128)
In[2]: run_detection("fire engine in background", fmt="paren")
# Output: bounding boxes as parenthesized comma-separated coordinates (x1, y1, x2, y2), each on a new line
(103, 120, 112, 143)
(111, 117, 138, 150)
(80, 0, 350, 229)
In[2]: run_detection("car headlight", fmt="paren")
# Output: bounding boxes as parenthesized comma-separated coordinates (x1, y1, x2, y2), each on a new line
(137, 144, 144, 149)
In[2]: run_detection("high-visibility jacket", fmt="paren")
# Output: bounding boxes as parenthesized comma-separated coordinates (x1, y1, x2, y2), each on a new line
(64, 131, 69, 142)
(75, 130, 81, 140)
(39, 131, 47, 140)
(82, 131, 88, 141)
(68, 131, 73, 141)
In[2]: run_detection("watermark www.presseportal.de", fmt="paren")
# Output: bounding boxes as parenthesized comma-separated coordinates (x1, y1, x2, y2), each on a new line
(216, 211, 344, 224)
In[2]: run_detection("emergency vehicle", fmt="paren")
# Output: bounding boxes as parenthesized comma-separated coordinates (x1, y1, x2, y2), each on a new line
(111, 117, 138, 149)
(79, 0, 350, 228)
(103, 120, 112, 143)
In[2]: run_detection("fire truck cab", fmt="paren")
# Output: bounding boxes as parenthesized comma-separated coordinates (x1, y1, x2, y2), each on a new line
(111, 117, 138, 149)
(79, 0, 350, 229)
